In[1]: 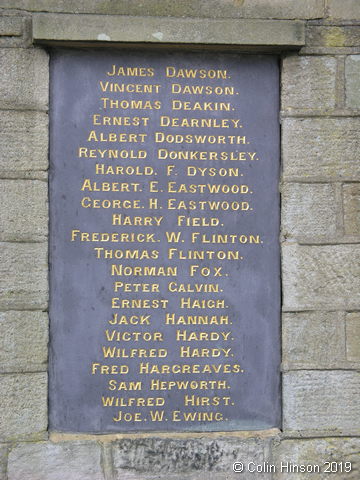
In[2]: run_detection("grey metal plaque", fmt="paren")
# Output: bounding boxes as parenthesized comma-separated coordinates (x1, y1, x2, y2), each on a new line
(50, 49, 280, 433)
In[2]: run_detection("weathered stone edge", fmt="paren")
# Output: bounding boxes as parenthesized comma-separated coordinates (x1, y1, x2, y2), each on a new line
(32, 14, 305, 47)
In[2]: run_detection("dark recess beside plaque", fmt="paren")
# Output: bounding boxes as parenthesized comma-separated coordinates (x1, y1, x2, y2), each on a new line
(49, 49, 280, 433)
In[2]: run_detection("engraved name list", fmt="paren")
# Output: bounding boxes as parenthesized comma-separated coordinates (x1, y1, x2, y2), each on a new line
(49, 50, 281, 432)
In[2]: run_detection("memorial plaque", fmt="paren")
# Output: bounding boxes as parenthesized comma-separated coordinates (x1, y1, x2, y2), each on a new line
(49, 49, 280, 432)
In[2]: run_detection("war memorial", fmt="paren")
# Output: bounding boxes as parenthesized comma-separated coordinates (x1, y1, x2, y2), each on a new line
(0, 1, 359, 478)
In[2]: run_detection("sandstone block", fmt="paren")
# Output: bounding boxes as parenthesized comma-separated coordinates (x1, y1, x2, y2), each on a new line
(0, 110, 48, 177)
(112, 437, 273, 478)
(282, 183, 336, 238)
(346, 56, 360, 109)
(272, 438, 360, 479)
(0, 242, 48, 310)
(282, 56, 336, 110)
(228, 0, 324, 20)
(307, 26, 360, 47)
(0, 311, 48, 373)
(0, 180, 47, 241)
(2, 0, 324, 19)
(7, 442, 104, 480)
(283, 244, 360, 310)
(328, 0, 360, 20)
(111, 474, 264, 480)
(346, 313, 360, 362)
(343, 183, 360, 235)
(0, 48, 48, 109)
(282, 311, 345, 369)
(0, 15, 30, 48)
(33, 14, 304, 47)
(0, 373, 47, 441)
(0, 444, 8, 480)
(283, 371, 360, 435)
(0, 17, 23, 36)
(282, 118, 360, 180)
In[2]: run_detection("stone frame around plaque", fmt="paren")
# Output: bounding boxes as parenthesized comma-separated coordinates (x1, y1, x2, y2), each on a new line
(34, 14, 304, 436)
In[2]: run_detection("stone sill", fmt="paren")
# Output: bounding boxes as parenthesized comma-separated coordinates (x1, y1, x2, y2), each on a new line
(32, 14, 305, 51)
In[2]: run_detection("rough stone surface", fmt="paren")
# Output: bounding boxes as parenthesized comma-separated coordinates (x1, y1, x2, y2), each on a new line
(0, 110, 48, 177)
(283, 371, 360, 435)
(281, 183, 337, 239)
(307, 26, 360, 47)
(0, 180, 47, 241)
(0, 242, 48, 310)
(282, 312, 345, 369)
(346, 313, 360, 362)
(0, 48, 48, 109)
(0, 311, 48, 373)
(0, 16, 22, 36)
(7, 442, 104, 480)
(346, 56, 360, 109)
(0, 373, 47, 441)
(283, 244, 360, 310)
(272, 438, 360, 479)
(282, 56, 336, 110)
(343, 183, 360, 235)
(33, 14, 304, 47)
(0, 0, 325, 19)
(112, 475, 248, 480)
(0, 444, 8, 480)
(282, 118, 360, 180)
(112, 437, 273, 478)
(328, 0, 360, 20)
(0, 15, 31, 49)
(111, 474, 249, 480)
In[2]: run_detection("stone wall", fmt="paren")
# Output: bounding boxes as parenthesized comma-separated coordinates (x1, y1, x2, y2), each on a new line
(0, 1, 359, 479)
